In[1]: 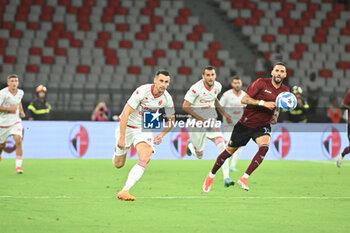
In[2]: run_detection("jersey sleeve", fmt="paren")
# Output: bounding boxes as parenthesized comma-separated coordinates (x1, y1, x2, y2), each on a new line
(184, 84, 198, 104)
(164, 95, 175, 117)
(0, 90, 5, 106)
(127, 86, 145, 110)
(343, 91, 350, 105)
(245, 78, 263, 98)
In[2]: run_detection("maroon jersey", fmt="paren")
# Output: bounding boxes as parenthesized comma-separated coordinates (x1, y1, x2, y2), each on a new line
(343, 90, 350, 124)
(239, 78, 289, 128)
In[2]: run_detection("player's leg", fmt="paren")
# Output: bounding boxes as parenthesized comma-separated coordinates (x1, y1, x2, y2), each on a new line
(203, 123, 250, 192)
(13, 134, 23, 174)
(187, 130, 206, 159)
(238, 134, 270, 191)
(209, 135, 234, 187)
(117, 142, 152, 201)
(337, 124, 350, 168)
(230, 147, 242, 172)
(0, 142, 5, 163)
(223, 129, 239, 171)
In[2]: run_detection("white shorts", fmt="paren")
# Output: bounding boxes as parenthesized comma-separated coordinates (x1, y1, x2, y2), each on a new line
(0, 122, 23, 143)
(188, 127, 224, 152)
(114, 125, 154, 156)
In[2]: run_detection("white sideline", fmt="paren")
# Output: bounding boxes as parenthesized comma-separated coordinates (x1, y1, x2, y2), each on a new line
(0, 195, 349, 200)
(306, 160, 350, 166)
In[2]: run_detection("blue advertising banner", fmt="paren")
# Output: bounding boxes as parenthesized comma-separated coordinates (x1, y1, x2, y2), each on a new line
(2, 121, 349, 160)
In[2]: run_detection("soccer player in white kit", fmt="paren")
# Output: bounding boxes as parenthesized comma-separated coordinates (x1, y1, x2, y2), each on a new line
(219, 76, 246, 172)
(0, 74, 25, 174)
(113, 70, 175, 201)
(183, 66, 235, 188)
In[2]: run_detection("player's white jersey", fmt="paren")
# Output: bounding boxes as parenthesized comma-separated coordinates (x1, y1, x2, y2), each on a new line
(184, 79, 222, 120)
(220, 89, 246, 125)
(124, 84, 175, 128)
(0, 87, 24, 127)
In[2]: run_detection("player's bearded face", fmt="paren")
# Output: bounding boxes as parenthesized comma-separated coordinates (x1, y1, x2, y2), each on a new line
(202, 70, 216, 88)
(271, 65, 287, 84)
(232, 80, 242, 91)
(154, 74, 170, 94)
(7, 78, 19, 90)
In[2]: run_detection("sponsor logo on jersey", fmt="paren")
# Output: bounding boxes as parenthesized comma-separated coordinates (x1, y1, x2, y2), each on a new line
(271, 126, 291, 159)
(143, 110, 161, 129)
(264, 89, 272, 94)
(69, 125, 89, 158)
(321, 126, 341, 159)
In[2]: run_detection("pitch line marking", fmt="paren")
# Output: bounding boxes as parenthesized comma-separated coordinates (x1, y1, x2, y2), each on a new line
(0, 195, 349, 200)
(306, 160, 350, 166)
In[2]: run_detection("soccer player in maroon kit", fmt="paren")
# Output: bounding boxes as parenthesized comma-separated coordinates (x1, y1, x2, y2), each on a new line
(203, 62, 289, 192)
(337, 90, 350, 168)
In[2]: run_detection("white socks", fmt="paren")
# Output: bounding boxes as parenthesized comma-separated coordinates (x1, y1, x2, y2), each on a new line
(243, 173, 249, 179)
(216, 142, 230, 180)
(230, 147, 242, 168)
(16, 158, 22, 168)
(122, 162, 146, 191)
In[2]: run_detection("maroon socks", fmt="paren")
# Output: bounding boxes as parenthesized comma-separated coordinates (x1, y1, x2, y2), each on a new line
(245, 145, 269, 175)
(342, 146, 350, 157)
(211, 150, 232, 175)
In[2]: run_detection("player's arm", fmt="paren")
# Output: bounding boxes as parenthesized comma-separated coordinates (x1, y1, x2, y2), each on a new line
(214, 98, 232, 123)
(117, 104, 135, 150)
(154, 114, 175, 145)
(182, 100, 206, 122)
(19, 103, 25, 118)
(0, 104, 18, 112)
(241, 93, 275, 110)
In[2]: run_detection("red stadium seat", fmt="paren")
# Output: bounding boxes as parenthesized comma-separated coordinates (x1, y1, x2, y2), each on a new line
(53, 22, 65, 32)
(102, 15, 113, 23)
(279, 27, 290, 34)
(33, 0, 45, 5)
(252, 9, 264, 18)
(292, 27, 303, 35)
(282, 2, 294, 10)
(178, 66, 191, 75)
(290, 52, 302, 60)
(297, 19, 309, 27)
(42, 56, 54, 65)
(308, 2, 320, 11)
(104, 49, 116, 57)
(55, 48, 67, 56)
(264, 51, 272, 60)
(45, 39, 57, 47)
(175, 16, 187, 25)
(26, 64, 39, 73)
(4, 55, 16, 64)
(29, 47, 42, 55)
(209, 42, 221, 51)
(79, 23, 91, 31)
(341, 28, 350, 36)
(0, 47, 4, 55)
(77, 65, 90, 74)
(313, 36, 326, 44)
(116, 24, 129, 32)
(27, 22, 40, 30)
(151, 16, 163, 24)
(322, 19, 334, 27)
(287, 69, 294, 77)
(262, 34, 275, 43)
(187, 33, 200, 42)
(210, 58, 222, 67)
(144, 58, 157, 66)
(1, 21, 14, 29)
(106, 57, 118, 66)
(128, 66, 141, 74)
(116, 7, 128, 15)
(135, 32, 148, 40)
(169, 41, 182, 50)
(346, 44, 350, 52)
(0, 38, 7, 48)
(95, 40, 107, 48)
(61, 31, 73, 39)
(234, 18, 246, 27)
(194, 25, 206, 34)
(179, 8, 191, 17)
(247, 18, 259, 26)
(232, 1, 244, 9)
(98, 31, 110, 40)
(204, 50, 216, 59)
(153, 49, 165, 58)
(140, 7, 153, 16)
(295, 43, 307, 52)
(10, 29, 23, 38)
(142, 24, 154, 33)
(337, 61, 350, 70)
(147, 0, 159, 8)
(319, 69, 332, 78)
(120, 40, 132, 49)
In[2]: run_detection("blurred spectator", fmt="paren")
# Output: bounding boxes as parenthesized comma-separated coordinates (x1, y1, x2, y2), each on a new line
(91, 101, 111, 121)
(254, 51, 268, 79)
(27, 85, 51, 120)
(327, 96, 342, 123)
(284, 86, 309, 123)
(269, 44, 287, 67)
(306, 72, 321, 113)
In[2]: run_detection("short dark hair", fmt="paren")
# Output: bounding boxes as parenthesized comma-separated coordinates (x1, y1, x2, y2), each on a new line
(232, 75, 241, 82)
(7, 74, 18, 80)
(202, 65, 215, 74)
(273, 62, 286, 69)
(156, 69, 171, 77)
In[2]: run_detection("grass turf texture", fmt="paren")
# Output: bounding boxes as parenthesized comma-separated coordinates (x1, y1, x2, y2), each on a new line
(0, 159, 349, 233)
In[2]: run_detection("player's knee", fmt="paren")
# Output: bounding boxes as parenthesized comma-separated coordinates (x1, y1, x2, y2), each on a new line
(113, 155, 126, 168)
(226, 146, 236, 154)
(259, 144, 269, 155)
(14, 137, 22, 145)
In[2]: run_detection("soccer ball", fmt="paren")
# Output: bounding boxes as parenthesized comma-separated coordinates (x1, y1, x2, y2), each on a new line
(276, 92, 297, 111)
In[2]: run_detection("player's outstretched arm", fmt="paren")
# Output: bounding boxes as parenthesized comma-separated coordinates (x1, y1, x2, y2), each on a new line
(214, 98, 232, 123)
(182, 100, 206, 122)
(0, 104, 18, 112)
(241, 94, 276, 110)
(154, 115, 175, 145)
(118, 104, 135, 150)
(19, 103, 25, 118)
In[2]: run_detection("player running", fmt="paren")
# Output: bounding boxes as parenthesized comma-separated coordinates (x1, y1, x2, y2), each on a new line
(113, 70, 175, 201)
(0, 74, 25, 174)
(337, 89, 350, 168)
(183, 65, 235, 187)
(219, 76, 246, 172)
(203, 62, 289, 192)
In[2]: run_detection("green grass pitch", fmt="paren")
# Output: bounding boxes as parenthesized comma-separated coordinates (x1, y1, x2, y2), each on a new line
(0, 159, 349, 233)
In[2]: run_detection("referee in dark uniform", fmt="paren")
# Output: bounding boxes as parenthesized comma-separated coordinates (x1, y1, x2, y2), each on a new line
(27, 85, 51, 120)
